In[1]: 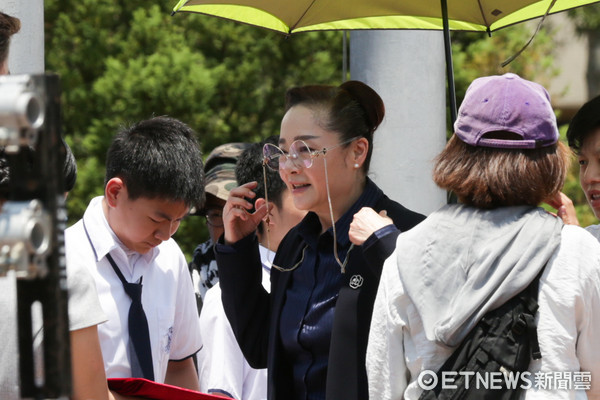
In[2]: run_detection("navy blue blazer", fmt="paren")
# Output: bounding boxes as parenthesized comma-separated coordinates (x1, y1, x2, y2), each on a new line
(216, 194, 425, 400)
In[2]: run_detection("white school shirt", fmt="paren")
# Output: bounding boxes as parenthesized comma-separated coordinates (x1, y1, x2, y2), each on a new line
(65, 196, 202, 383)
(197, 245, 272, 400)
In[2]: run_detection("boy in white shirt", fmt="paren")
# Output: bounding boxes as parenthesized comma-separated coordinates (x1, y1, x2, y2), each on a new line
(65, 116, 204, 390)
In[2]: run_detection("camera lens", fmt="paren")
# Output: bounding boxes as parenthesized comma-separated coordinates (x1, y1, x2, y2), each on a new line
(24, 94, 43, 130)
(28, 219, 49, 255)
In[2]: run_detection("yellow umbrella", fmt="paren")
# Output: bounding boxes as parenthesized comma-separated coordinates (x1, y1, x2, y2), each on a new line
(172, 0, 600, 122)
(172, 0, 598, 34)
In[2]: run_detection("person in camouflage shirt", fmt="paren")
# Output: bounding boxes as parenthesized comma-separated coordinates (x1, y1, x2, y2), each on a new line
(189, 142, 251, 313)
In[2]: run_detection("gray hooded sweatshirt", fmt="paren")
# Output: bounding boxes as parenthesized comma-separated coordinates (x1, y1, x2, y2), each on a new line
(397, 204, 563, 347)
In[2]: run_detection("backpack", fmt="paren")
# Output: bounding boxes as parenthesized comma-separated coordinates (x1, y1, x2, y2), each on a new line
(418, 267, 545, 400)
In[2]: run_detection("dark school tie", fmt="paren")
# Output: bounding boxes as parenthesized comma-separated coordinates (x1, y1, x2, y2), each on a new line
(106, 253, 155, 381)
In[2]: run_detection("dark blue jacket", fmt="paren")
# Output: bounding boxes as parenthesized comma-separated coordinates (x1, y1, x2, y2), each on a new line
(216, 193, 425, 400)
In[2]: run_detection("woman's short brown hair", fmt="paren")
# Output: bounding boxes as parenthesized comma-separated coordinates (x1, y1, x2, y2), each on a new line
(433, 135, 571, 209)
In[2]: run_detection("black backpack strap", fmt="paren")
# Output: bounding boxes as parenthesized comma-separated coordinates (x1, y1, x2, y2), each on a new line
(518, 264, 547, 360)
(418, 263, 548, 400)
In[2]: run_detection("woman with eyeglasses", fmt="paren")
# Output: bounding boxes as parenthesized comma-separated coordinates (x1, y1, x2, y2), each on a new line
(214, 80, 425, 400)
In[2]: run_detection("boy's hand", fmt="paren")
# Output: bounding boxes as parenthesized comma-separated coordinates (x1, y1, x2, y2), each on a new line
(545, 192, 580, 226)
(223, 181, 269, 244)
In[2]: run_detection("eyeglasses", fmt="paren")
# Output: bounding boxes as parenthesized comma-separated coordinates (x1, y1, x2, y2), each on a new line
(204, 209, 224, 227)
(261, 135, 360, 273)
(262, 136, 361, 171)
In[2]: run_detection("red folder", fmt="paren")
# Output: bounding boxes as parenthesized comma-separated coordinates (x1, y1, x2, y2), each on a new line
(108, 378, 229, 399)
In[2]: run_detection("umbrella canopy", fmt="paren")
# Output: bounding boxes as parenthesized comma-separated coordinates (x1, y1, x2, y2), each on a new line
(172, 0, 600, 35)
(172, 0, 600, 123)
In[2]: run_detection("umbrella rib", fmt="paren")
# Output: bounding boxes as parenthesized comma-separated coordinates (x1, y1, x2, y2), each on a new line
(477, 0, 491, 34)
(500, 0, 558, 67)
(289, 0, 318, 32)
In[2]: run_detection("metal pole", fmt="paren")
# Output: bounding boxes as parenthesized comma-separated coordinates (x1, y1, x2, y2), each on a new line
(350, 30, 447, 215)
(342, 30, 348, 82)
(441, 0, 458, 125)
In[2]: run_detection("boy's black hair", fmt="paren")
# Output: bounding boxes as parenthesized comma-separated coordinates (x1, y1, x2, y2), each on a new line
(566, 95, 600, 151)
(105, 116, 204, 209)
(235, 135, 286, 214)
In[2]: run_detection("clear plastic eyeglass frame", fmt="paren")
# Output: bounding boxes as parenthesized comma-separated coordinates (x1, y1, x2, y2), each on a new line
(261, 136, 360, 273)
(262, 135, 361, 172)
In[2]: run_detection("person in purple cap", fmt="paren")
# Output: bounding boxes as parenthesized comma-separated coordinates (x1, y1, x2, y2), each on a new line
(366, 73, 600, 399)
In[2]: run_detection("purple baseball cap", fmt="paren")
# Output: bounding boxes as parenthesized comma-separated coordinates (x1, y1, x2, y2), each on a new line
(454, 73, 558, 149)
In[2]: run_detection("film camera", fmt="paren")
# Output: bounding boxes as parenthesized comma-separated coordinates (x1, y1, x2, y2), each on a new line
(0, 74, 51, 278)
(0, 74, 71, 399)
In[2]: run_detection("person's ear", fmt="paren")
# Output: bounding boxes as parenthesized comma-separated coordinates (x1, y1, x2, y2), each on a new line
(350, 137, 369, 169)
(255, 197, 267, 215)
(255, 197, 276, 224)
(105, 177, 125, 208)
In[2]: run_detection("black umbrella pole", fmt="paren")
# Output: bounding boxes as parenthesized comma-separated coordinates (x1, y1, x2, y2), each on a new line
(441, 0, 458, 126)
(342, 30, 348, 82)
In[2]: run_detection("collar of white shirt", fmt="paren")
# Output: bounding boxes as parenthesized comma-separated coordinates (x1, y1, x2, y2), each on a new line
(83, 196, 157, 280)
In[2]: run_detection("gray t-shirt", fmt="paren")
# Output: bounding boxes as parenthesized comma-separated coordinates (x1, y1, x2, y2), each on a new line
(0, 261, 107, 400)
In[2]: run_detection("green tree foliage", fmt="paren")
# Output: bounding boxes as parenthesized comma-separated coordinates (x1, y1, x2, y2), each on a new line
(451, 24, 558, 120)
(45, 0, 343, 257)
(568, 3, 600, 30)
(44, 2, 596, 258)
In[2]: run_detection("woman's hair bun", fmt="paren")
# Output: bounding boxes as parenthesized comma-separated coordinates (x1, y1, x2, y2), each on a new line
(340, 80, 385, 132)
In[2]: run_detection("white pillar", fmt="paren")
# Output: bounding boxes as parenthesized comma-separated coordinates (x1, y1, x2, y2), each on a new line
(1, 0, 44, 74)
(350, 30, 447, 216)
